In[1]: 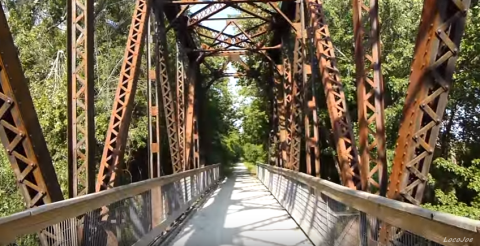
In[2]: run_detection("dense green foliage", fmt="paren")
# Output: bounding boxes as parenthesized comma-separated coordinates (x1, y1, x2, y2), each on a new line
(2, 0, 480, 224)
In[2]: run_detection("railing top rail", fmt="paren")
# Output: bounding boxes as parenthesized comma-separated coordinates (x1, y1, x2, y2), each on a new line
(0, 164, 220, 243)
(257, 164, 480, 245)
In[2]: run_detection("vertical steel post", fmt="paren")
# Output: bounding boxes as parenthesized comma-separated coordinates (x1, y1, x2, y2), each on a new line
(67, 0, 96, 198)
(273, 65, 284, 167)
(269, 67, 278, 166)
(276, 64, 287, 168)
(352, 0, 387, 194)
(281, 34, 293, 169)
(176, 43, 186, 171)
(305, 0, 320, 177)
(185, 63, 197, 169)
(156, 9, 183, 174)
(289, 4, 305, 172)
(147, 12, 164, 228)
(193, 113, 200, 169)
(96, 0, 150, 191)
(148, 15, 161, 181)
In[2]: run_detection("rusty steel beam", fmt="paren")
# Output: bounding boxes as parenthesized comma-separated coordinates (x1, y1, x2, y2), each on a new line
(380, 1, 470, 242)
(193, 113, 200, 169)
(352, 0, 387, 194)
(387, 0, 471, 205)
(289, 5, 306, 172)
(269, 67, 278, 166)
(304, 1, 320, 177)
(0, 7, 64, 244)
(248, 2, 275, 16)
(67, 0, 96, 198)
(176, 43, 187, 171)
(268, 2, 297, 31)
(148, 16, 161, 180)
(309, 0, 361, 189)
(198, 22, 271, 52)
(185, 63, 197, 170)
(204, 16, 259, 21)
(156, 10, 183, 174)
(194, 46, 280, 53)
(230, 5, 270, 22)
(274, 64, 286, 168)
(0, 3, 63, 207)
(188, 3, 230, 27)
(96, 0, 150, 191)
(204, 50, 268, 57)
(281, 34, 293, 169)
(147, 13, 164, 231)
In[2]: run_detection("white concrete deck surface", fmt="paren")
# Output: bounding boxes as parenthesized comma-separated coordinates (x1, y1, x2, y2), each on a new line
(169, 163, 313, 246)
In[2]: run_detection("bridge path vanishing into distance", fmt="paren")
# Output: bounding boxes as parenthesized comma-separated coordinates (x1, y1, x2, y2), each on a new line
(1, 0, 480, 246)
(162, 164, 313, 246)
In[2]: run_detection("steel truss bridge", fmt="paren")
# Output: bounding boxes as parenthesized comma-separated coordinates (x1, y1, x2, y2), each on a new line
(0, 0, 479, 245)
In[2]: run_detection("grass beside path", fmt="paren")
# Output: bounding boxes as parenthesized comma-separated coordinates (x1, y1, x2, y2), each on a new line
(244, 162, 257, 175)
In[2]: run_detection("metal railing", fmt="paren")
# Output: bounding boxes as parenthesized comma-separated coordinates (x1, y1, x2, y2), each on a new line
(0, 164, 220, 246)
(257, 164, 480, 246)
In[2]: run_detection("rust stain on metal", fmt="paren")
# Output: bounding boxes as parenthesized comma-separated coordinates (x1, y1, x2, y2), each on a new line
(381, 0, 470, 242)
(97, 0, 150, 191)
(309, 0, 361, 189)
(352, 0, 387, 194)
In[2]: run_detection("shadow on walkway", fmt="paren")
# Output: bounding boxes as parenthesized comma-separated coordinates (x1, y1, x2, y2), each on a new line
(168, 164, 313, 246)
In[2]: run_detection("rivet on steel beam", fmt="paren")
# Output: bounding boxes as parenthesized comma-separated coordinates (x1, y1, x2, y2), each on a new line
(453, 48, 459, 56)
(6, 149, 11, 155)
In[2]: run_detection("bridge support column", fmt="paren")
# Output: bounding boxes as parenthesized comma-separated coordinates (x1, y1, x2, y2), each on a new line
(382, 0, 471, 243)
(281, 34, 293, 169)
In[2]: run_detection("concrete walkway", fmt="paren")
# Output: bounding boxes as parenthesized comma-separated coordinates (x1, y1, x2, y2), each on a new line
(168, 163, 313, 246)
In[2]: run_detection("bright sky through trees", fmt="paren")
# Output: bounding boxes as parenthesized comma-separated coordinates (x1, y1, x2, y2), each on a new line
(190, 5, 245, 128)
